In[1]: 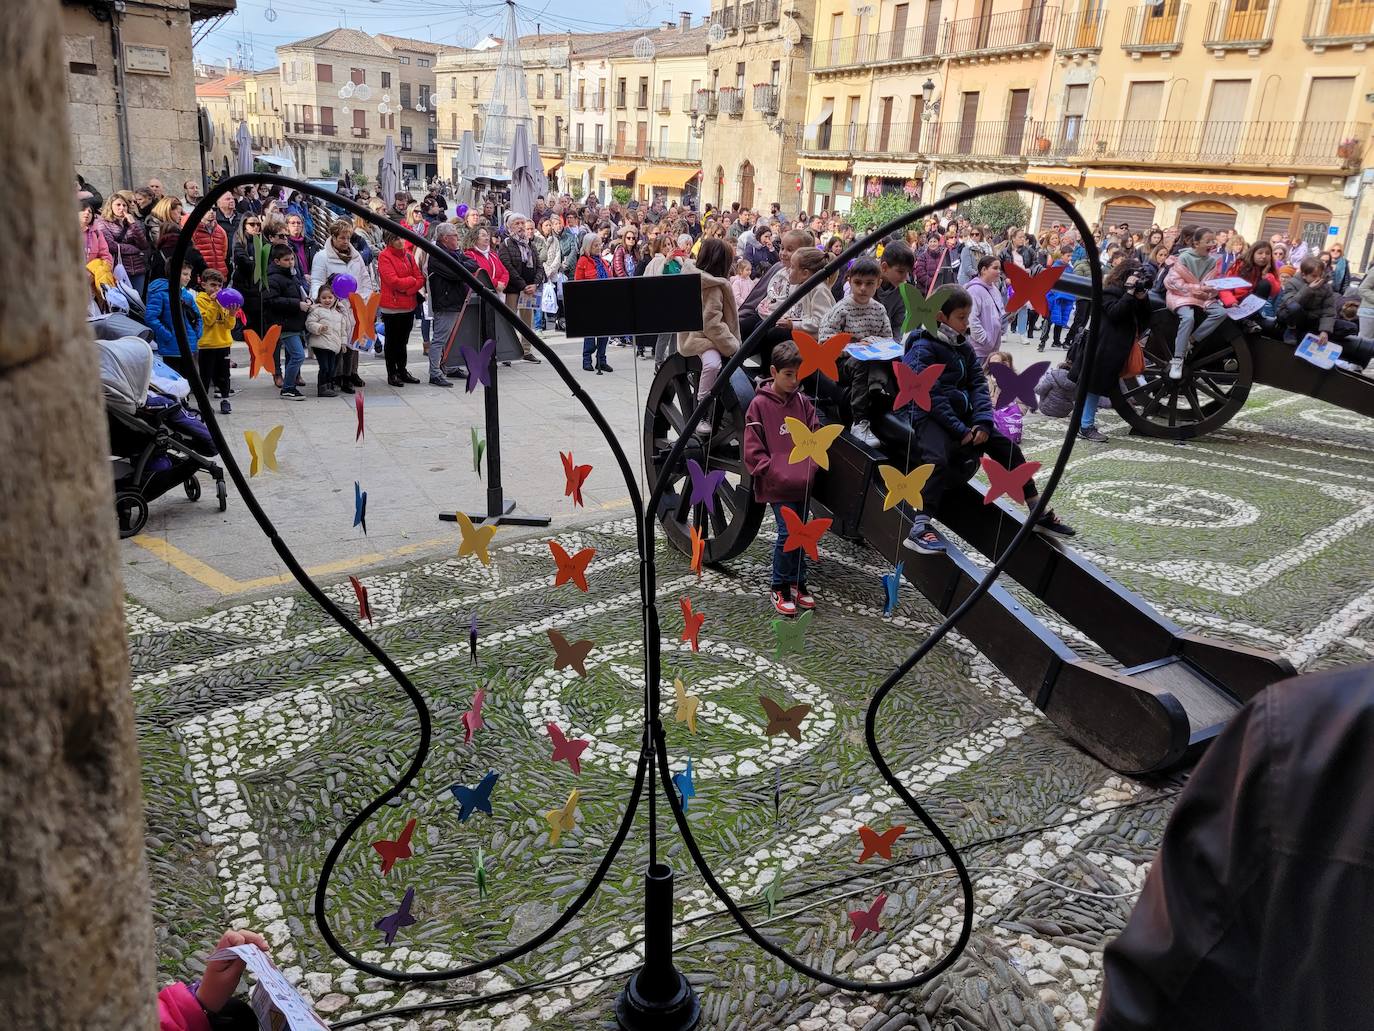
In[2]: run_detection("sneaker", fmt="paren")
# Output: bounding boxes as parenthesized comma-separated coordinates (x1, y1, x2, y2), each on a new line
(793, 585, 815, 610)
(1035, 509, 1077, 537)
(522, 353, 542, 364)
(317, 386, 337, 398)
(902, 517, 946, 554)
(387, 375, 405, 387)
(771, 589, 797, 617)
(1167, 357, 1184, 380)
(400, 371, 421, 383)
(219, 399, 232, 415)
(851, 419, 880, 447)
(583, 361, 595, 371)
(1036, 342, 1046, 352)
(596, 361, 614, 373)
(430, 375, 454, 388)
(280, 388, 305, 400)
(1078, 425, 1108, 443)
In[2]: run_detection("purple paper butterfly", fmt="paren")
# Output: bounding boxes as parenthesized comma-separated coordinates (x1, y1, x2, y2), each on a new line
(459, 339, 497, 393)
(375, 886, 416, 944)
(686, 458, 726, 515)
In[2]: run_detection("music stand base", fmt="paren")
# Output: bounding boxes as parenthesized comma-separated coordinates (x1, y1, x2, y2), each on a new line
(438, 498, 551, 527)
(615, 863, 700, 1031)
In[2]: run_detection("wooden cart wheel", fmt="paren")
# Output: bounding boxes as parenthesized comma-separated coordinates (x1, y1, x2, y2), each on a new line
(643, 353, 765, 564)
(1109, 312, 1253, 439)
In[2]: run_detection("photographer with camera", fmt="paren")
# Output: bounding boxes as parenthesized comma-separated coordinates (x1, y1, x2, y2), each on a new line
(1071, 259, 1153, 443)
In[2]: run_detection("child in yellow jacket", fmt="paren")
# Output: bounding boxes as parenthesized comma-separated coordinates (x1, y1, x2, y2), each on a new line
(195, 268, 236, 411)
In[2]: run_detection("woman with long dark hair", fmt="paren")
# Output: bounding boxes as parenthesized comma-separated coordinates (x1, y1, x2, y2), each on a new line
(1072, 258, 1152, 442)
(678, 236, 740, 407)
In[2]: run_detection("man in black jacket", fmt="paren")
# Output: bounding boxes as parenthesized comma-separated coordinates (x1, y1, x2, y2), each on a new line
(261, 244, 311, 399)
(427, 223, 479, 386)
(496, 215, 542, 363)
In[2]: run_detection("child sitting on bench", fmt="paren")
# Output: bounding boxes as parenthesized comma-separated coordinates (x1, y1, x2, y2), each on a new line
(900, 286, 1077, 554)
(821, 257, 894, 448)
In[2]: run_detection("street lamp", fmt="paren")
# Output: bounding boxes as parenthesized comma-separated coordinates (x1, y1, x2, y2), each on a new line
(921, 78, 935, 105)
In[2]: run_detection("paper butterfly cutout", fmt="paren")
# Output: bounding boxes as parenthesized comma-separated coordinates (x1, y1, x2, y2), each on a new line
(760, 695, 811, 742)
(455, 511, 497, 565)
(547, 722, 589, 774)
(673, 757, 696, 813)
(880, 463, 936, 512)
(375, 887, 416, 944)
(772, 608, 812, 657)
(673, 676, 700, 733)
(475, 846, 488, 899)
(355, 390, 365, 442)
(882, 561, 904, 617)
(561, 451, 592, 507)
(784, 418, 843, 470)
(549, 540, 595, 592)
(848, 892, 888, 941)
(468, 614, 479, 665)
(448, 770, 499, 822)
(461, 688, 485, 744)
(458, 338, 497, 393)
(349, 575, 372, 623)
(244, 425, 284, 477)
(792, 329, 851, 381)
(689, 525, 705, 576)
(686, 458, 727, 515)
(349, 293, 381, 349)
(1004, 263, 1066, 317)
(353, 480, 367, 535)
(987, 360, 1052, 411)
(547, 788, 580, 845)
(371, 817, 416, 875)
(763, 863, 784, 917)
(982, 456, 1042, 506)
(244, 326, 279, 379)
(857, 824, 906, 863)
(471, 427, 486, 478)
(680, 597, 705, 652)
(780, 507, 830, 561)
(892, 360, 945, 412)
(547, 628, 594, 677)
(900, 283, 954, 337)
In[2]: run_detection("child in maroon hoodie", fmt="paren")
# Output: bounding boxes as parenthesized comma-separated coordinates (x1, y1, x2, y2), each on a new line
(744, 339, 822, 617)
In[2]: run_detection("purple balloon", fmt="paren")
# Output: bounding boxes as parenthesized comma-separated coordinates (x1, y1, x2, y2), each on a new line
(330, 273, 358, 299)
(456, 204, 468, 219)
(216, 287, 244, 309)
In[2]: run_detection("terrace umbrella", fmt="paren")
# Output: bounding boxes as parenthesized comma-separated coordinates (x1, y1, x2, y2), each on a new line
(526, 133, 548, 199)
(234, 120, 254, 176)
(379, 135, 400, 210)
(507, 122, 536, 219)
(456, 129, 479, 208)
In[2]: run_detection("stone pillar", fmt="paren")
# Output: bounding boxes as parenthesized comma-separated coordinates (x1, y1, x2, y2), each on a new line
(0, 2, 157, 1027)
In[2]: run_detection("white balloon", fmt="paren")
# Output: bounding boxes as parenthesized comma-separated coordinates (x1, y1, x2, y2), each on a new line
(707, 23, 726, 44)
(382, 93, 391, 103)
(342, 105, 350, 114)
(354, 83, 372, 101)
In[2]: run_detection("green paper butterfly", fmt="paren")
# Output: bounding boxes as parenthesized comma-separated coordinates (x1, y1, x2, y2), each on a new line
(475, 846, 489, 900)
(471, 427, 486, 478)
(762, 863, 784, 917)
(900, 283, 955, 338)
(772, 609, 813, 658)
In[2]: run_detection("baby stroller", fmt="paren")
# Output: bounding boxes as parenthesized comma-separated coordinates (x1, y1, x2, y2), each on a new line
(101, 336, 227, 538)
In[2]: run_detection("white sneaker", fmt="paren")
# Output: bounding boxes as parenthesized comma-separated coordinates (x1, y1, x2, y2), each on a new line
(852, 419, 880, 447)
(1167, 357, 1184, 380)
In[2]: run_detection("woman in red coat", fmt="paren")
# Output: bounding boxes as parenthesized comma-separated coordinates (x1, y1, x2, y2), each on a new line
(464, 225, 510, 293)
(378, 230, 425, 386)
(574, 233, 613, 374)
(187, 212, 229, 278)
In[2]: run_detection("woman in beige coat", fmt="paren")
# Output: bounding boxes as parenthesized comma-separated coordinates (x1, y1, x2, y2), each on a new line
(678, 237, 741, 405)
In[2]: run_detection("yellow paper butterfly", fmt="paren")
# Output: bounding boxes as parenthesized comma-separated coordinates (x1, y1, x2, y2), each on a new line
(784, 418, 844, 470)
(243, 425, 284, 477)
(674, 676, 700, 734)
(546, 788, 580, 846)
(879, 463, 936, 511)
(455, 511, 498, 566)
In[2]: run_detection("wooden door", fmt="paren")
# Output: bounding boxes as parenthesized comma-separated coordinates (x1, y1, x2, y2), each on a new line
(1201, 79, 1248, 161)
(1225, 0, 1268, 39)
(1298, 76, 1354, 163)
(973, 0, 992, 47)
(636, 121, 648, 157)
(1004, 89, 1029, 155)
(908, 96, 924, 151)
(1075, 0, 1102, 46)
(1325, 0, 1374, 35)
(923, 0, 942, 52)
(878, 97, 894, 151)
(890, 3, 909, 58)
(1142, 0, 1180, 43)
(739, 161, 755, 209)
(958, 91, 979, 154)
(616, 121, 627, 154)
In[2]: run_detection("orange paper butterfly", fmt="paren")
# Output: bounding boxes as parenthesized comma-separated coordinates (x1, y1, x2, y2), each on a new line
(349, 292, 381, 347)
(680, 597, 705, 652)
(689, 526, 705, 576)
(780, 508, 831, 561)
(244, 326, 280, 379)
(792, 330, 852, 382)
(548, 540, 596, 592)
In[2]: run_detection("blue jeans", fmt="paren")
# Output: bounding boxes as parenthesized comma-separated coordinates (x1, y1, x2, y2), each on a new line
(1080, 391, 1101, 429)
(1013, 306, 1030, 337)
(771, 502, 805, 589)
(279, 332, 306, 391)
(582, 336, 608, 366)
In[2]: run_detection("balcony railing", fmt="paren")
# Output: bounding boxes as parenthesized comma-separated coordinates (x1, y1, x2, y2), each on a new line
(1057, 4, 1107, 51)
(759, 0, 780, 23)
(812, 26, 944, 69)
(1203, 0, 1277, 48)
(718, 87, 743, 116)
(692, 89, 719, 117)
(290, 122, 338, 136)
(753, 84, 779, 115)
(615, 92, 627, 110)
(1303, 0, 1374, 45)
(658, 96, 673, 114)
(740, 1, 758, 27)
(945, 5, 1061, 55)
(800, 119, 1033, 160)
(1122, 0, 1189, 50)
(564, 139, 703, 162)
(1029, 118, 1368, 171)
(351, 126, 369, 138)
(715, 6, 738, 32)
(637, 92, 650, 110)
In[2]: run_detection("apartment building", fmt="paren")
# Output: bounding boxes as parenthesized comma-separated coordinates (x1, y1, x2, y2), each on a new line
(195, 73, 244, 175)
(1025, 0, 1373, 248)
(377, 35, 464, 183)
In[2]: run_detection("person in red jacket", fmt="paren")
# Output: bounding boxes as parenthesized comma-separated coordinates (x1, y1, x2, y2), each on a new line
(186, 211, 229, 279)
(464, 225, 510, 294)
(378, 230, 425, 386)
(743, 338, 821, 617)
(158, 927, 268, 1030)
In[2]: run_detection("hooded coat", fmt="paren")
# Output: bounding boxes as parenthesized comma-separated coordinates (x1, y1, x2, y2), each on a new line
(677, 272, 740, 359)
(145, 277, 203, 356)
(743, 379, 821, 503)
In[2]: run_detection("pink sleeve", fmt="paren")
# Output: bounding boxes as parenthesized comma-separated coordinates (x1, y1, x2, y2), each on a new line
(158, 982, 211, 1031)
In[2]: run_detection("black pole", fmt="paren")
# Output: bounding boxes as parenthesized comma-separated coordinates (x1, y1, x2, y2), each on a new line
(615, 863, 699, 1030)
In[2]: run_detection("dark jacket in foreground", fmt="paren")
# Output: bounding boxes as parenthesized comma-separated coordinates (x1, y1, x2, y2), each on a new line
(1097, 662, 1374, 1031)
(900, 327, 995, 439)
(429, 248, 481, 313)
(1072, 283, 1152, 396)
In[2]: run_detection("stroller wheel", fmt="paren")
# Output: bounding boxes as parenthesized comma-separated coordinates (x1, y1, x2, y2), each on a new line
(115, 492, 149, 539)
(216, 479, 228, 512)
(184, 477, 202, 502)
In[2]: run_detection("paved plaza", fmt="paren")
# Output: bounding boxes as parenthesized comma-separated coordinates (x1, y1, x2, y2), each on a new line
(126, 332, 1374, 1030)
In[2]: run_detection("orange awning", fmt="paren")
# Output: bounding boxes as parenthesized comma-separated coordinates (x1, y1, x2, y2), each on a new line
(799, 158, 851, 172)
(603, 164, 637, 180)
(639, 166, 698, 189)
(1024, 167, 1084, 188)
(1082, 171, 1289, 199)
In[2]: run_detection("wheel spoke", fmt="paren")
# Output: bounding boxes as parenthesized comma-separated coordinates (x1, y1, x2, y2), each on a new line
(708, 501, 728, 536)
(1183, 380, 1206, 415)
(1120, 377, 1161, 401)
(1193, 376, 1230, 404)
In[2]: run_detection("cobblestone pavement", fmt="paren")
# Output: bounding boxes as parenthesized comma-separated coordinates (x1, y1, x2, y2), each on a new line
(129, 382, 1374, 1030)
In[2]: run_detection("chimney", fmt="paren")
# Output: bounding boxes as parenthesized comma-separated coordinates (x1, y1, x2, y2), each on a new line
(680, 11, 692, 31)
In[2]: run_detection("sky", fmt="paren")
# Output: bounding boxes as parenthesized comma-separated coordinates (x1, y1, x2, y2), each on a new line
(194, 0, 712, 68)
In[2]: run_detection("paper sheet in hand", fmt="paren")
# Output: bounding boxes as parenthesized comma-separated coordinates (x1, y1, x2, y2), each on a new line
(1225, 293, 1266, 320)
(1295, 333, 1343, 369)
(1206, 277, 1251, 290)
(843, 339, 903, 362)
(207, 945, 329, 1030)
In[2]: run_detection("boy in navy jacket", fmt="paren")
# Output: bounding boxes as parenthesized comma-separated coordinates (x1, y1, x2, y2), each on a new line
(901, 286, 1075, 553)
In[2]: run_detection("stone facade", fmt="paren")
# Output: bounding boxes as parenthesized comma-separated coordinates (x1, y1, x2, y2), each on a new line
(377, 35, 466, 185)
(62, 0, 225, 195)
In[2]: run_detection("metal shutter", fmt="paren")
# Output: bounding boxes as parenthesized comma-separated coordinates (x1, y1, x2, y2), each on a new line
(1038, 197, 1074, 233)
(1101, 199, 1156, 229)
